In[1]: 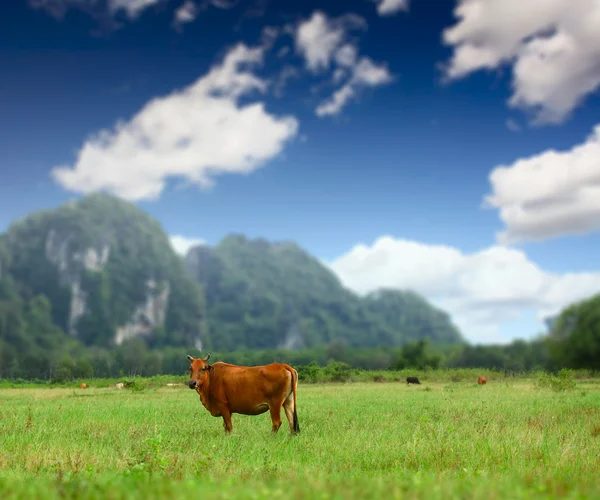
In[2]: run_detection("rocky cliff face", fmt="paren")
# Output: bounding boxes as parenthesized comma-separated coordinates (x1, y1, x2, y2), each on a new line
(115, 280, 170, 345)
(277, 322, 305, 350)
(44, 228, 171, 343)
(45, 228, 111, 336)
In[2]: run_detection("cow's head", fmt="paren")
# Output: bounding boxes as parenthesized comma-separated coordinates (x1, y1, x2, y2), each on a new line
(187, 353, 212, 390)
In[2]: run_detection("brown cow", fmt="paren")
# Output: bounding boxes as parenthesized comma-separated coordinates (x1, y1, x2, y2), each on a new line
(477, 376, 487, 385)
(187, 354, 300, 435)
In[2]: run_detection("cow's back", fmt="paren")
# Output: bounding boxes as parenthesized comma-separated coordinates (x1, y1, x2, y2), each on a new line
(209, 362, 294, 415)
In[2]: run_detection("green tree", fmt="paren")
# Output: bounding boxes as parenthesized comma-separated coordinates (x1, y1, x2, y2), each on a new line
(547, 293, 600, 369)
(73, 359, 94, 379)
(54, 356, 76, 382)
(389, 339, 441, 370)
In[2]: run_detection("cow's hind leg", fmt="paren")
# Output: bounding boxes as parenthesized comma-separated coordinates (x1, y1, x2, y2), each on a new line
(269, 403, 283, 434)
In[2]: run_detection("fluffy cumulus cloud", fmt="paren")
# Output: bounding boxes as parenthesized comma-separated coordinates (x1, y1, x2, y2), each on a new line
(442, 0, 600, 124)
(371, 0, 409, 17)
(294, 11, 366, 73)
(329, 236, 600, 343)
(170, 235, 205, 255)
(484, 123, 600, 244)
(294, 11, 393, 117)
(51, 44, 299, 201)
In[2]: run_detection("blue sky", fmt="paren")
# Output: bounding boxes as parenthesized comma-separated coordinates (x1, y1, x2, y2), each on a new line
(2, 0, 600, 344)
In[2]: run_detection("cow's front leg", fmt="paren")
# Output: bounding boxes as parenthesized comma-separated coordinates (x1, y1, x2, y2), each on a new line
(220, 407, 233, 434)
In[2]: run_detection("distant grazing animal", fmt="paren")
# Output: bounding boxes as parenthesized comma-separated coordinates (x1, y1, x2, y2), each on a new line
(115, 383, 124, 389)
(187, 354, 300, 435)
(406, 376, 421, 385)
(80, 383, 87, 389)
(477, 376, 487, 385)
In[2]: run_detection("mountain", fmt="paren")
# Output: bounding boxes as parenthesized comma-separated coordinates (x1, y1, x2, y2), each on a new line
(0, 194, 463, 364)
(362, 289, 462, 345)
(184, 234, 463, 350)
(1, 194, 206, 351)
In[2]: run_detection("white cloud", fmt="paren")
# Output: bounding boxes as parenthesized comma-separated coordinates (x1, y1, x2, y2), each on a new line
(30, 0, 235, 22)
(28, 0, 100, 18)
(170, 235, 205, 255)
(335, 45, 358, 68)
(109, 0, 160, 18)
(316, 57, 393, 117)
(372, 0, 409, 17)
(484, 123, 600, 244)
(51, 44, 299, 201)
(204, 0, 237, 8)
(173, 0, 198, 25)
(294, 11, 366, 73)
(442, 0, 600, 124)
(260, 26, 280, 51)
(352, 57, 393, 86)
(316, 85, 356, 117)
(294, 11, 392, 117)
(329, 236, 600, 343)
(273, 65, 300, 98)
(29, 0, 162, 19)
(332, 68, 347, 84)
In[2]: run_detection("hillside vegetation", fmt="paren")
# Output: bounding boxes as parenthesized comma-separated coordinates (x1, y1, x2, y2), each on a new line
(2, 194, 205, 345)
(185, 235, 463, 351)
(0, 195, 207, 377)
(0, 194, 464, 379)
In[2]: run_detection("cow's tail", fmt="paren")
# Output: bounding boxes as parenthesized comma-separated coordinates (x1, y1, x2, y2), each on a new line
(288, 366, 300, 434)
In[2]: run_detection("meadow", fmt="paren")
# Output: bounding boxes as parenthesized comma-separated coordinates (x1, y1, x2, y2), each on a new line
(1, 371, 599, 499)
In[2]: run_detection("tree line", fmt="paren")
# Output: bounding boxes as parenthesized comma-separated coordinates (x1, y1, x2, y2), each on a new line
(0, 335, 557, 382)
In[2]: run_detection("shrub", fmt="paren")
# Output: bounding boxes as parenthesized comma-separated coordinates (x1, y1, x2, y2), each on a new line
(324, 361, 353, 383)
(296, 361, 354, 383)
(535, 368, 577, 392)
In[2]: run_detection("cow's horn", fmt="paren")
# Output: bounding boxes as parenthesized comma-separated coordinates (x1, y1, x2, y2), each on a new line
(187, 355, 194, 361)
(203, 353, 211, 361)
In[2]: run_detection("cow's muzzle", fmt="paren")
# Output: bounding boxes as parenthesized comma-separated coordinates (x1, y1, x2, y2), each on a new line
(188, 380, 197, 390)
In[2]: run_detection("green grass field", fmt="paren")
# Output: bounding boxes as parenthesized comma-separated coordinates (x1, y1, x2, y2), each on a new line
(1, 376, 600, 499)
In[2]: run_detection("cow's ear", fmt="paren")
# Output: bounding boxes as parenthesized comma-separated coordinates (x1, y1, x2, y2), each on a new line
(187, 355, 194, 362)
